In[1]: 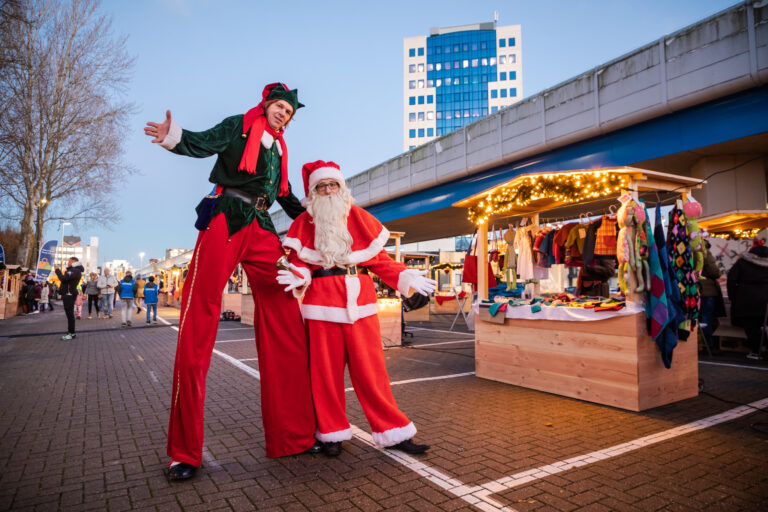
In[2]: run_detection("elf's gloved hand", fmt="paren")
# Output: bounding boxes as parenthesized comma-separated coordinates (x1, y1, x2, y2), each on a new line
(409, 270, 437, 296)
(276, 268, 310, 292)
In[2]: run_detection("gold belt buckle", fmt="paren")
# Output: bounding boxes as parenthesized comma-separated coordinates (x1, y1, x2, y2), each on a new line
(346, 265, 357, 275)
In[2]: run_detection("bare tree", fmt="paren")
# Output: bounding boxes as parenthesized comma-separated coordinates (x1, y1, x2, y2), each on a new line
(0, 0, 134, 268)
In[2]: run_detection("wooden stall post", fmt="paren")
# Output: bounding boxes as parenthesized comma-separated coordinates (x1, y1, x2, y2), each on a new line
(477, 222, 488, 301)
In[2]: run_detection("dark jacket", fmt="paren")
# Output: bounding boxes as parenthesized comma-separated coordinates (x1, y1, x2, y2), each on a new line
(23, 279, 37, 301)
(55, 262, 84, 296)
(727, 246, 768, 325)
(578, 257, 615, 297)
(698, 248, 721, 297)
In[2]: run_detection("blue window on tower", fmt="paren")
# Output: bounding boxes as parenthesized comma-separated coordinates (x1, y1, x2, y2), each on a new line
(409, 96, 415, 105)
(427, 128, 434, 137)
(500, 72, 507, 81)
(499, 39, 506, 47)
(500, 89, 507, 98)
(510, 71, 517, 80)
(510, 88, 517, 97)
(418, 47, 424, 56)
(491, 106, 498, 113)
(508, 38, 516, 47)
(409, 145, 415, 150)
(427, 95, 433, 104)
(491, 89, 498, 98)
(418, 96, 425, 105)
(418, 128, 424, 137)
(409, 129, 416, 138)
(409, 48, 415, 57)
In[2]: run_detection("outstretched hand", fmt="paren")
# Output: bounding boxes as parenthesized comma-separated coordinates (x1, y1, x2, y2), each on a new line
(410, 270, 437, 296)
(144, 110, 172, 143)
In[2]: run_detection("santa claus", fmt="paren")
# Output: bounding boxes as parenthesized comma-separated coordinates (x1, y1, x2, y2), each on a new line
(279, 160, 436, 456)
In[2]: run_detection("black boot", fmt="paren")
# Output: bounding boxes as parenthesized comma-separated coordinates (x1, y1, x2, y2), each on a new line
(388, 439, 430, 454)
(167, 462, 197, 481)
(322, 441, 342, 457)
(304, 440, 323, 454)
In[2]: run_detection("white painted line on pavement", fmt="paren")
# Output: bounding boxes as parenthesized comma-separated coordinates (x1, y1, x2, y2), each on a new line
(239, 358, 258, 362)
(410, 339, 475, 347)
(212, 349, 261, 380)
(216, 338, 255, 343)
(409, 327, 474, 335)
(218, 327, 253, 331)
(699, 361, 768, 371)
(149, 371, 158, 383)
(201, 448, 221, 470)
(403, 357, 441, 366)
(344, 372, 476, 392)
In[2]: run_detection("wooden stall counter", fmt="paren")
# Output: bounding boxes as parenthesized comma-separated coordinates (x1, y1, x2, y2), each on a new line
(475, 311, 698, 411)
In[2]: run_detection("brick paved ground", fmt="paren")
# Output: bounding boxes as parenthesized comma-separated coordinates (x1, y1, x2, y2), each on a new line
(0, 302, 767, 511)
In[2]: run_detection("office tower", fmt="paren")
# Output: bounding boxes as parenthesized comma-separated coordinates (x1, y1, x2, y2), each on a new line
(403, 21, 522, 151)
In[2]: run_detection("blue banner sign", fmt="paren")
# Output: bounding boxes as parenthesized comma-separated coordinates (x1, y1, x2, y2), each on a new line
(34, 240, 58, 283)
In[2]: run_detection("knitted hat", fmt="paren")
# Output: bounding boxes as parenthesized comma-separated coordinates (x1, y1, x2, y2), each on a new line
(302, 160, 344, 197)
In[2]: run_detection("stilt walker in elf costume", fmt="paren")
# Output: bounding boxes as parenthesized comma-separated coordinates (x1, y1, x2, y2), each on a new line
(144, 83, 321, 481)
(278, 160, 437, 457)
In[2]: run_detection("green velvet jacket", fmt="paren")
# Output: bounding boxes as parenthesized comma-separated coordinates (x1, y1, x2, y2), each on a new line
(172, 114, 304, 235)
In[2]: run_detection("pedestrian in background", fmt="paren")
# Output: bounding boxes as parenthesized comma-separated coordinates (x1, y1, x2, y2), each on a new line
(23, 277, 37, 314)
(39, 282, 50, 312)
(55, 257, 84, 340)
(727, 240, 768, 360)
(135, 274, 146, 313)
(46, 282, 55, 311)
(144, 276, 159, 324)
(98, 268, 118, 318)
(85, 273, 100, 318)
(74, 289, 84, 319)
(117, 272, 137, 327)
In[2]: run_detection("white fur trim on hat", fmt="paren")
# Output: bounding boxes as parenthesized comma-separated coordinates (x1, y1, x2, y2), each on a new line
(307, 166, 345, 193)
(371, 422, 417, 447)
(160, 118, 182, 150)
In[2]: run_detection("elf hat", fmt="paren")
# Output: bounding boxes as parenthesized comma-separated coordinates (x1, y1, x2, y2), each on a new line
(263, 82, 305, 112)
(302, 160, 344, 197)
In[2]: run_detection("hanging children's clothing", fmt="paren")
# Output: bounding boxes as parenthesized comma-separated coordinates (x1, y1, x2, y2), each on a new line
(514, 224, 538, 281)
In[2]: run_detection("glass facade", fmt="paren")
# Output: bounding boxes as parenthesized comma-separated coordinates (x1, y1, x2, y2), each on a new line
(427, 29, 497, 136)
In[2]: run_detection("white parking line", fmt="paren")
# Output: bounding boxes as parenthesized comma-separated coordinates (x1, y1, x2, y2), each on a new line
(345, 372, 475, 392)
(216, 338, 255, 343)
(157, 314, 766, 512)
(239, 358, 258, 362)
(699, 361, 768, 371)
(403, 357, 441, 366)
(218, 327, 253, 331)
(410, 339, 475, 347)
(409, 327, 474, 335)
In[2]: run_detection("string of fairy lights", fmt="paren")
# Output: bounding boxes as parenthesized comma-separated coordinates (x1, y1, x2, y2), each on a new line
(468, 171, 631, 225)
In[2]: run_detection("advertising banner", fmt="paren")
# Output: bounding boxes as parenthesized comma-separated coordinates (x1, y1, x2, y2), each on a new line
(34, 240, 58, 283)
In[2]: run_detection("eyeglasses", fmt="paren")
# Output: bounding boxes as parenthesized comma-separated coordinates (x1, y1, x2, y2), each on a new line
(315, 182, 340, 192)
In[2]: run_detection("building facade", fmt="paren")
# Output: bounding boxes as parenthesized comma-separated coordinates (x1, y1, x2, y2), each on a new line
(403, 21, 522, 151)
(55, 236, 99, 273)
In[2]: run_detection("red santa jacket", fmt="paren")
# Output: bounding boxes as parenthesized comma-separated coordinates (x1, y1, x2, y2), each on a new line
(283, 205, 422, 324)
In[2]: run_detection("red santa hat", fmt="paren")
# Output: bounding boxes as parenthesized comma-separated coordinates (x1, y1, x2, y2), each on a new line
(302, 160, 345, 197)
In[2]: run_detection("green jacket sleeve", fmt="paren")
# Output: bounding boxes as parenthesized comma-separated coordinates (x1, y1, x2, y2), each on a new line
(276, 184, 306, 220)
(171, 115, 242, 158)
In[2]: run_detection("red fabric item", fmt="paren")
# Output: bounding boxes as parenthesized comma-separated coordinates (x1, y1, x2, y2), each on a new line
(167, 213, 316, 465)
(302, 160, 342, 196)
(238, 83, 291, 196)
(458, 291, 467, 299)
(435, 295, 455, 305)
(307, 316, 413, 444)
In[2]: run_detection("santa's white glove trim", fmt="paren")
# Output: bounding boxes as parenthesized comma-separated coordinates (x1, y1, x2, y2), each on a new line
(160, 118, 182, 150)
(397, 269, 437, 297)
(276, 266, 311, 296)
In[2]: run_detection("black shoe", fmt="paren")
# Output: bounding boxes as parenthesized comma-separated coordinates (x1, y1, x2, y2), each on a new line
(167, 462, 197, 481)
(322, 441, 342, 457)
(305, 440, 323, 454)
(388, 439, 430, 454)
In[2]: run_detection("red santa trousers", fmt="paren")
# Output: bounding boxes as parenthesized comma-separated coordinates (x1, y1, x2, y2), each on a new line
(167, 213, 316, 465)
(306, 315, 416, 446)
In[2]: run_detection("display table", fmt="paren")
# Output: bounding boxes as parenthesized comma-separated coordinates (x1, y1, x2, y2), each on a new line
(474, 311, 699, 411)
(378, 298, 402, 347)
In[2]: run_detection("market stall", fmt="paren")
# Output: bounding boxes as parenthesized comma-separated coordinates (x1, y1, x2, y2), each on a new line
(0, 264, 24, 319)
(454, 167, 705, 411)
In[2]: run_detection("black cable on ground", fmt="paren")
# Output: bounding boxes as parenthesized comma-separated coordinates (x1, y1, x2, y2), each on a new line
(698, 379, 768, 435)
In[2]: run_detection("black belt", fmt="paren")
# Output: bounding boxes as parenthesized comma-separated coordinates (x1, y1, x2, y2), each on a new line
(220, 187, 268, 210)
(312, 266, 368, 277)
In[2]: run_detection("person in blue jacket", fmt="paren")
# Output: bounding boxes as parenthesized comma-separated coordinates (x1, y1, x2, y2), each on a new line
(144, 276, 159, 324)
(116, 272, 137, 327)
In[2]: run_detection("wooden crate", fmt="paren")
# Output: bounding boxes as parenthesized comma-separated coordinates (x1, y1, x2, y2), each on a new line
(378, 299, 402, 347)
(240, 293, 254, 325)
(221, 293, 242, 315)
(475, 312, 699, 411)
(404, 306, 429, 322)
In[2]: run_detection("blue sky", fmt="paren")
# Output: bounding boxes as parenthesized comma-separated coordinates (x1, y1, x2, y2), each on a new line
(55, 0, 738, 267)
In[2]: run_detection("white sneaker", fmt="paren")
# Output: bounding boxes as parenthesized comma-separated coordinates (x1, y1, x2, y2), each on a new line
(746, 352, 761, 360)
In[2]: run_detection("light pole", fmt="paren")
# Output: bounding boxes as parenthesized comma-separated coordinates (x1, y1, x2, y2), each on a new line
(139, 252, 146, 273)
(60, 222, 72, 268)
(34, 198, 47, 263)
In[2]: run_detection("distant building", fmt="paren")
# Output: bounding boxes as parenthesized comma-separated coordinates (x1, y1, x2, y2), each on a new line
(403, 20, 522, 151)
(166, 248, 192, 260)
(55, 235, 99, 273)
(104, 259, 131, 277)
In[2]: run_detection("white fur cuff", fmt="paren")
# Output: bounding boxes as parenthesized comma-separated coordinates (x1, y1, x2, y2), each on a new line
(160, 118, 182, 150)
(316, 428, 352, 443)
(372, 422, 417, 447)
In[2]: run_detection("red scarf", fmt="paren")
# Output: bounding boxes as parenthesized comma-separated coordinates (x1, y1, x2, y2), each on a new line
(238, 105, 290, 197)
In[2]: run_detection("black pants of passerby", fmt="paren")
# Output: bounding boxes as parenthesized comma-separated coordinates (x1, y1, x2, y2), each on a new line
(62, 295, 76, 334)
(88, 294, 100, 315)
(743, 319, 765, 354)
(26, 299, 36, 313)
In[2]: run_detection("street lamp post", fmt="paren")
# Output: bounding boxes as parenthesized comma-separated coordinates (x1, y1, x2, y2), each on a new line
(60, 222, 72, 268)
(139, 252, 146, 273)
(34, 198, 47, 263)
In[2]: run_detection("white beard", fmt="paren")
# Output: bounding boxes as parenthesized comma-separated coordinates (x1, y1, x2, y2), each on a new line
(308, 190, 353, 269)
